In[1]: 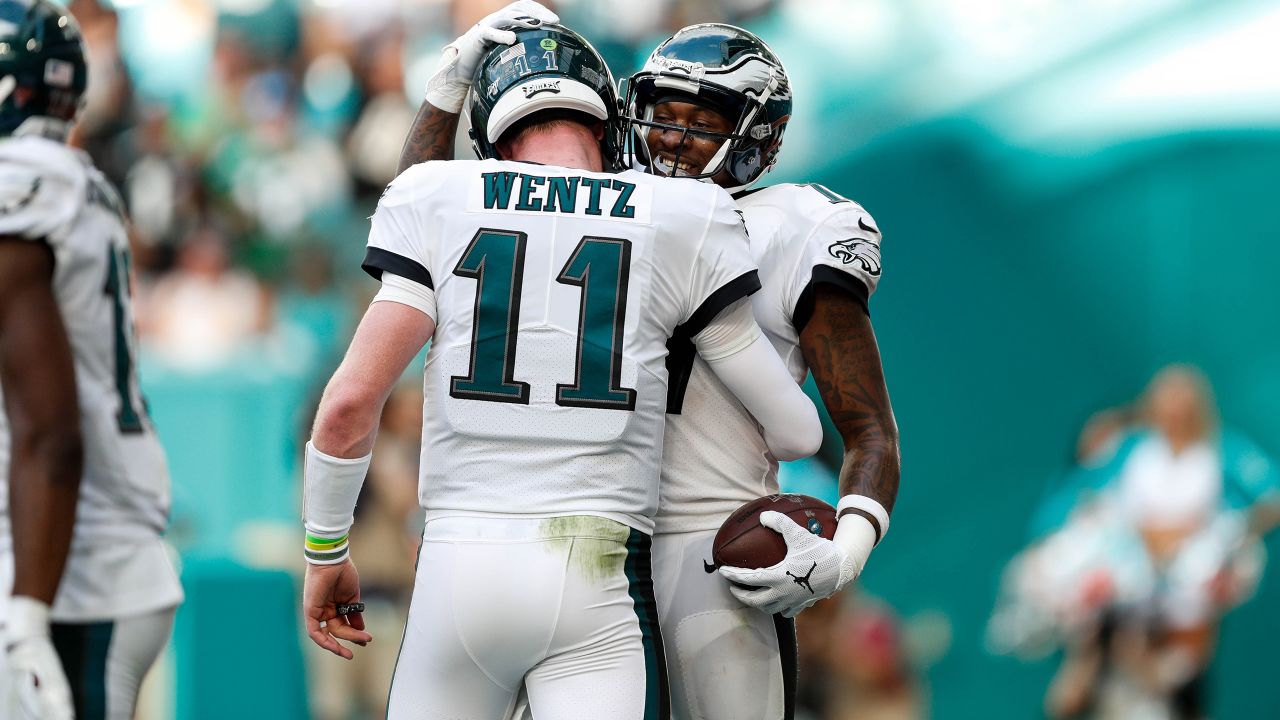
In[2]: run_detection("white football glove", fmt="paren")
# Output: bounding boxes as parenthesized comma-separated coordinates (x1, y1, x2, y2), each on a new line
(5, 597, 74, 720)
(424, 0, 560, 113)
(718, 510, 874, 618)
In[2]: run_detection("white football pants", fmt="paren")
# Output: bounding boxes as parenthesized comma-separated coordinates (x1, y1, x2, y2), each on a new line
(0, 605, 176, 720)
(653, 528, 796, 720)
(387, 515, 669, 720)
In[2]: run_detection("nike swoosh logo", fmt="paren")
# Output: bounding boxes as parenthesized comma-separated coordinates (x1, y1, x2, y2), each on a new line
(858, 217, 880, 234)
(703, 560, 718, 573)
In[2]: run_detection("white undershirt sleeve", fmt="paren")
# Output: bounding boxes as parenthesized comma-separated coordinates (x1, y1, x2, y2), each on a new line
(692, 298, 760, 361)
(372, 271, 437, 322)
(694, 301, 823, 462)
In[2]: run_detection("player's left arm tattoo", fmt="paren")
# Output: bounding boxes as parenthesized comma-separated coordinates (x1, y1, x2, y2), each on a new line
(396, 101, 461, 175)
(799, 284, 900, 513)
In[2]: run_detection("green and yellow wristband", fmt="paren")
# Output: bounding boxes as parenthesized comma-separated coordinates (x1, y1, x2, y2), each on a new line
(304, 531, 350, 565)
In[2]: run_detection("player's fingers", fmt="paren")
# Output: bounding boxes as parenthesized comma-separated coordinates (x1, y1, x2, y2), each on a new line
(516, 1, 558, 19)
(480, 27, 517, 45)
(759, 511, 808, 543)
(345, 610, 367, 632)
(727, 583, 774, 606)
(717, 565, 762, 584)
(760, 588, 793, 610)
(726, 584, 755, 605)
(307, 626, 353, 659)
(326, 616, 373, 645)
(508, 1, 558, 24)
(721, 563, 793, 589)
(303, 611, 327, 637)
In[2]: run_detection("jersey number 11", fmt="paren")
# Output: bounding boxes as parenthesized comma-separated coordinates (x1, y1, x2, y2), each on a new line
(449, 228, 637, 412)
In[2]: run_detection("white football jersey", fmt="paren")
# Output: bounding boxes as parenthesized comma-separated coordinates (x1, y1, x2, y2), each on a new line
(0, 136, 181, 619)
(365, 160, 759, 533)
(656, 183, 883, 533)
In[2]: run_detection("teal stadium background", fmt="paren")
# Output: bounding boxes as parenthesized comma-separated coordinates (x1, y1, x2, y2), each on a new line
(110, 0, 1280, 716)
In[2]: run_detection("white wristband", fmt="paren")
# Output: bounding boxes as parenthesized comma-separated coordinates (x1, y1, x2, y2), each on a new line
(7, 596, 51, 642)
(833, 512, 878, 579)
(836, 494, 891, 546)
(302, 441, 371, 564)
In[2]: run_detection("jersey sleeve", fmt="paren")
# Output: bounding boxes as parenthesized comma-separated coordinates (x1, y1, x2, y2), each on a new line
(679, 189, 761, 336)
(361, 165, 437, 292)
(0, 140, 84, 246)
(789, 192, 883, 329)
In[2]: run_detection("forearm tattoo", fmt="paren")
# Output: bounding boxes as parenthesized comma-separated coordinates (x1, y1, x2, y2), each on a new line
(799, 284, 900, 513)
(397, 102, 461, 174)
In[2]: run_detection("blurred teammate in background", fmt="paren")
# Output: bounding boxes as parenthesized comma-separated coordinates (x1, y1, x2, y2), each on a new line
(302, 14, 822, 719)
(0, 1, 183, 718)
(397, 8, 900, 718)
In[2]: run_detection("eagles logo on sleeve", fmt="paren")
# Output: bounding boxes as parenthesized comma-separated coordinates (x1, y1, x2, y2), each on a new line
(828, 236, 881, 276)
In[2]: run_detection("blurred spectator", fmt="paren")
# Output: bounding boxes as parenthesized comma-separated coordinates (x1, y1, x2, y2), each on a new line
(345, 30, 416, 189)
(1031, 366, 1280, 539)
(276, 241, 358, 373)
(796, 593, 926, 720)
(990, 365, 1273, 719)
(69, 0, 136, 182)
(139, 228, 271, 370)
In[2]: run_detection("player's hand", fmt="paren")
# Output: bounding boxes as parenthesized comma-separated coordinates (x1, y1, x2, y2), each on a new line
(424, 0, 560, 112)
(4, 597, 74, 720)
(303, 559, 372, 659)
(718, 511, 860, 618)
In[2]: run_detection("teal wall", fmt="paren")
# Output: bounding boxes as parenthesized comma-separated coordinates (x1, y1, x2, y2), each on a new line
(807, 125, 1280, 718)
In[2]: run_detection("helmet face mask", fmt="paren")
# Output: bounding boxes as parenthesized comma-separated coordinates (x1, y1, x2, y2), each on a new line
(0, 0, 88, 141)
(624, 24, 792, 191)
(467, 23, 623, 171)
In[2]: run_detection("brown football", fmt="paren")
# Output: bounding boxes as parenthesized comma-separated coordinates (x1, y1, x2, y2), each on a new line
(712, 494, 837, 570)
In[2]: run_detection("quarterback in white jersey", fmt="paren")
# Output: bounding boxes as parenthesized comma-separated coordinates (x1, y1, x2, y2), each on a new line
(622, 24, 902, 720)
(0, 2, 182, 718)
(303, 20, 821, 720)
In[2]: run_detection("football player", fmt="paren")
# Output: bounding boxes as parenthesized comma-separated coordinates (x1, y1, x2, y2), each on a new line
(0, 2, 184, 718)
(301, 19, 822, 720)
(397, 15, 901, 719)
(623, 25, 900, 718)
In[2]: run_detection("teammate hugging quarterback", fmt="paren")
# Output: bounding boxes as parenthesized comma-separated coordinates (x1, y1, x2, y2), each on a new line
(301, 5, 824, 719)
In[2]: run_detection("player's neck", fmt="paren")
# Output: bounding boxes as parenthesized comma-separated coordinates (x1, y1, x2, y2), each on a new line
(506, 126, 603, 173)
